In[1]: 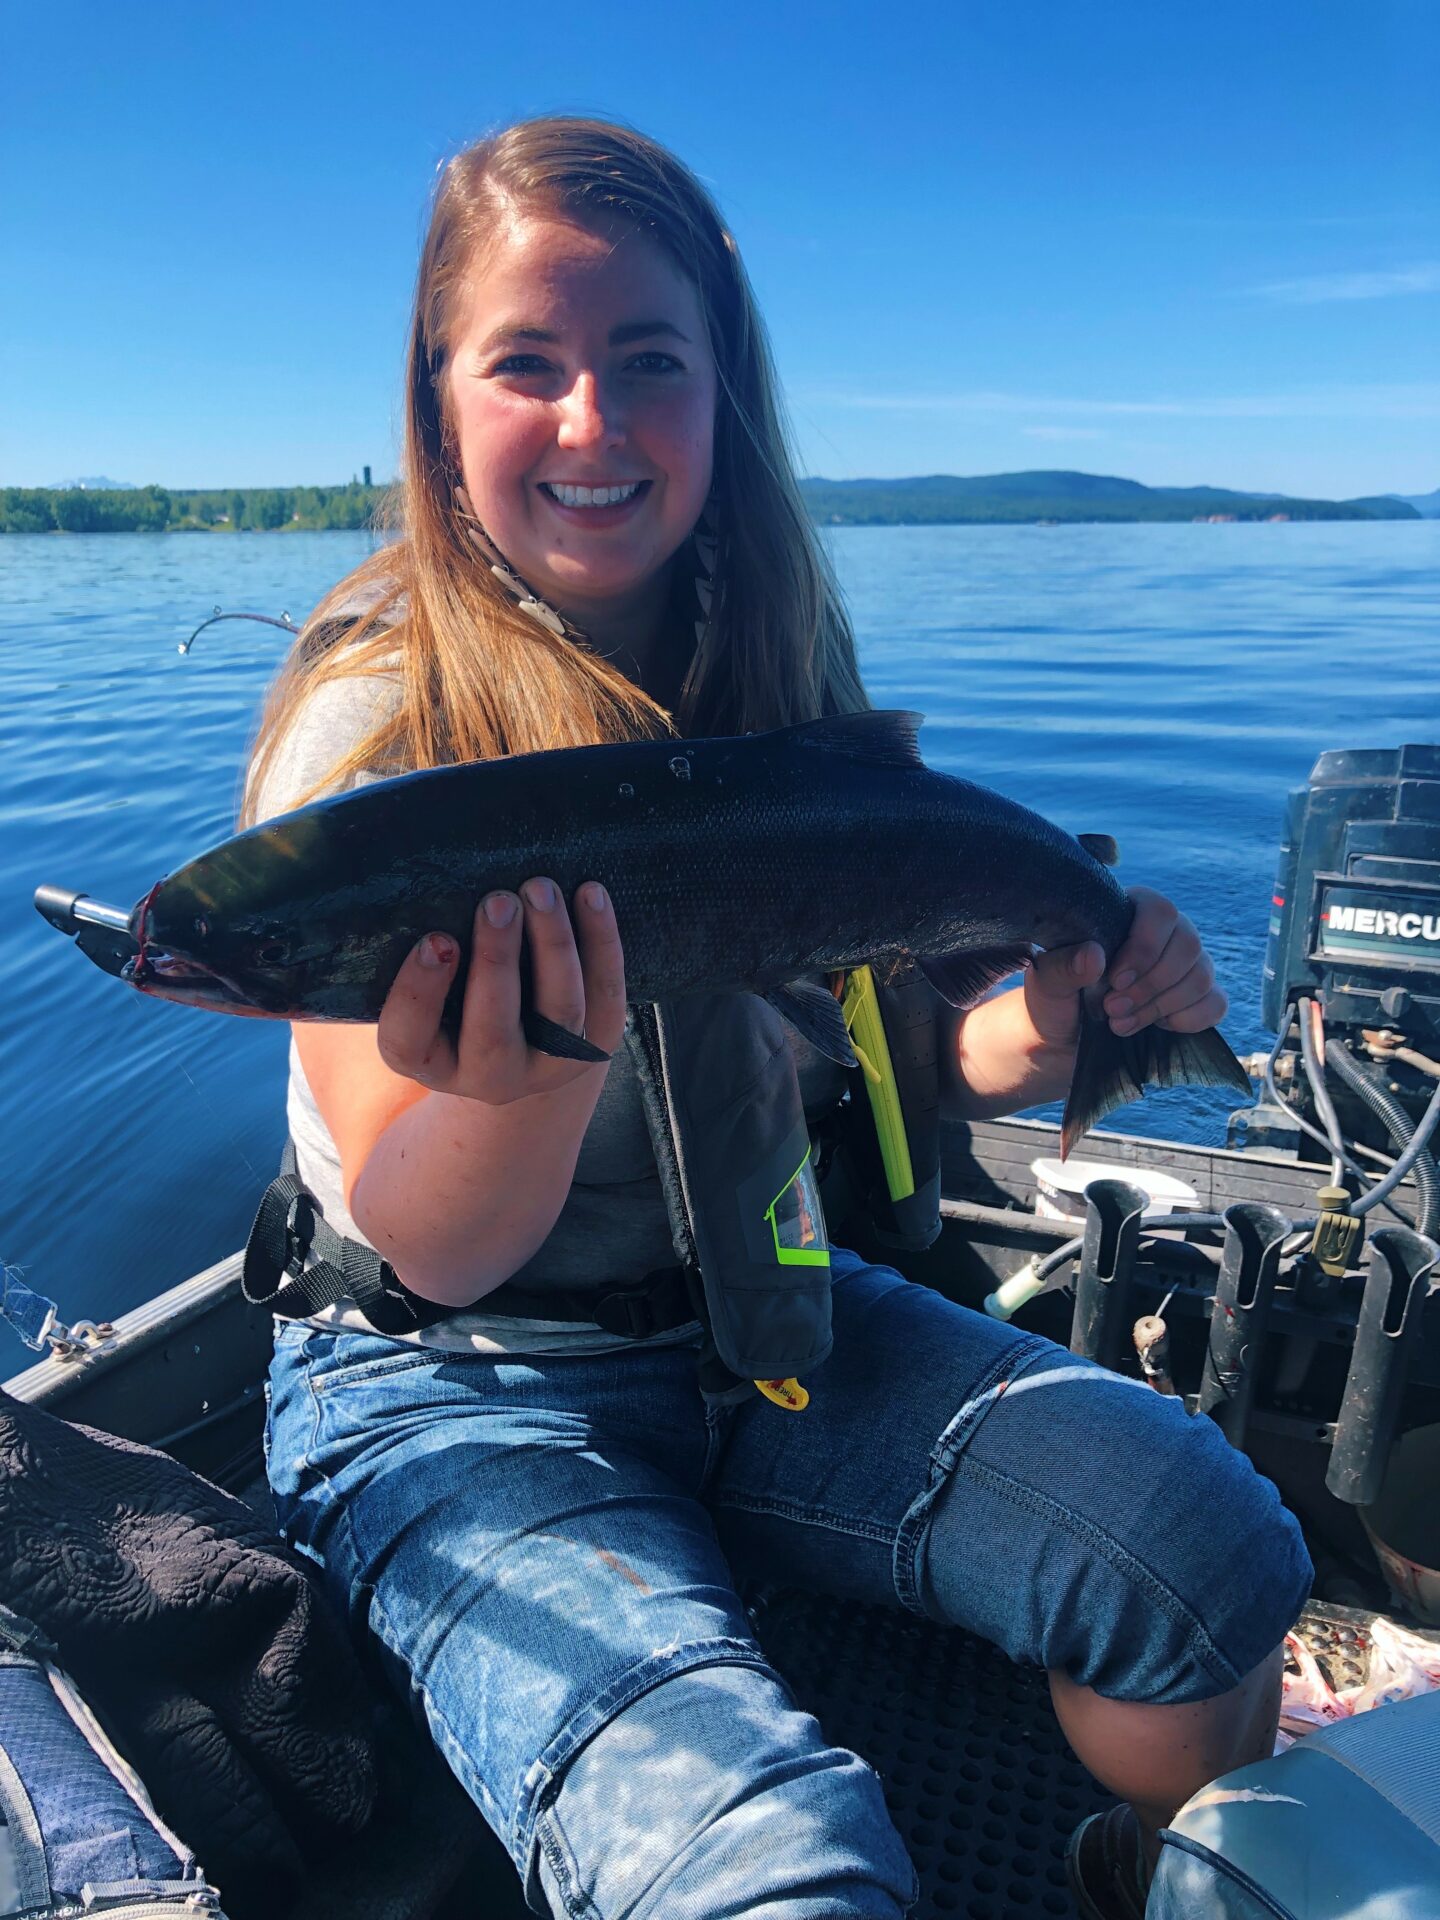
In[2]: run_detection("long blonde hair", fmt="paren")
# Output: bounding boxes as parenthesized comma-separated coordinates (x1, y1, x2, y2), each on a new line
(242, 116, 868, 824)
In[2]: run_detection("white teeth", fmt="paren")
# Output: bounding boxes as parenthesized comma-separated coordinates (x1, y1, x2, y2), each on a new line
(545, 482, 642, 508)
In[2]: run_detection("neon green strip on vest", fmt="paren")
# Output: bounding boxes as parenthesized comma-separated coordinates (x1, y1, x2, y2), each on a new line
(765, 1147, 832, 1267)
(841, 965, 915, 1203)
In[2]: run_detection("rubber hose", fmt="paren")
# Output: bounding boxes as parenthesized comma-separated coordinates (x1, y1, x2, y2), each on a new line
(1299, 997, 1346, 1184)
(1328, 1042, 1440, 1238)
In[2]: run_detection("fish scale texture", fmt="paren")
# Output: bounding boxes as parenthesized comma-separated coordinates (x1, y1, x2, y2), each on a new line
(155, 716, 1129, 1020)
(750, 1585, 1117, 1920)
(0, 1391, 376, 1918)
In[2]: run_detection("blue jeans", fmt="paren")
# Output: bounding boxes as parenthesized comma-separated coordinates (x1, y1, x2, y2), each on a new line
(266, 1249, 1311, 1918)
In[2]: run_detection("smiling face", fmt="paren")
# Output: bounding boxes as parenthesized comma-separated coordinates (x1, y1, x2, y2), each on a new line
(443, 212, 718, 638)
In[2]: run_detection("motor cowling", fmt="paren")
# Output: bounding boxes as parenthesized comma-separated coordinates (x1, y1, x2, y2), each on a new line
(1259, 745, 1440, 1154)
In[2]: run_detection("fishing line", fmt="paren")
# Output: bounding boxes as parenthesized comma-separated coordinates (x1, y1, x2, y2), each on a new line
(171, 1049, 265, 1187)
(163, 606, 300, 1187)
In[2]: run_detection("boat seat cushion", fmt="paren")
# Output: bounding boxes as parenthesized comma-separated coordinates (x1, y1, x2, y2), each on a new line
(1149, 1691, 1440, 1919)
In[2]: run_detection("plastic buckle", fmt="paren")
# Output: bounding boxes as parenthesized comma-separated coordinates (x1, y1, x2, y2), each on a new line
(591, 1287, 656, 1340)
(283, 1191, 317, 1277)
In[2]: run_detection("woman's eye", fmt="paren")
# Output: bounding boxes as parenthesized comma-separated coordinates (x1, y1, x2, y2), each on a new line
(491, 354, 553, 376)
(627, 352, 683, 374)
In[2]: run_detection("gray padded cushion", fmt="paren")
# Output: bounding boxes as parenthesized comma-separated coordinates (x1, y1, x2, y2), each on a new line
(1161, 1693, 1440, 1920)
(1309, 1690, 1440, 1847)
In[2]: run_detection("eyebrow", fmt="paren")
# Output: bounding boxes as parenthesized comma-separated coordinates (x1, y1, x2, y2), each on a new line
(481, 319, 691, 352)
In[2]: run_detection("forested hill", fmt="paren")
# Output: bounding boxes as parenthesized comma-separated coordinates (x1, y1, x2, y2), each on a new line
(0, 470, 1425, 532)
(0, 483, 384, 534)
(797, 471, 1421, 525)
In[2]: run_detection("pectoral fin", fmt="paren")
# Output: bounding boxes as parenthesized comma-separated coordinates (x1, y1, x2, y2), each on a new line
(765, 979, 859, 1067)
(523, 1009, 612, 1064)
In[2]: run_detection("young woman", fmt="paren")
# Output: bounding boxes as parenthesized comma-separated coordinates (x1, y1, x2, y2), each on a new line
(254, 118, 1311, 1920)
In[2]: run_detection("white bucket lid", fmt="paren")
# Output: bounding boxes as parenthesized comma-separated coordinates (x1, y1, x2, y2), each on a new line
(1031, 1157, 1199, 1214)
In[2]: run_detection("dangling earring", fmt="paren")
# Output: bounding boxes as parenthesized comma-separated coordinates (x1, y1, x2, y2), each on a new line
(453, 487, 571, 640)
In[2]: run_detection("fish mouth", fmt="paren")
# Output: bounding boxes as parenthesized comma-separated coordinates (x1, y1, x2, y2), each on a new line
(125, 884, 268, 1015)
(124, 946, 270, 1016)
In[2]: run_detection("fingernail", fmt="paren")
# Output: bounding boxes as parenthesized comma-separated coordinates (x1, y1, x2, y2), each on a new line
(522, 878, 556, 912)
(581, 882, 608, 913)
(484, 891, 517, 927)
(418, 934, 455, 968)
(1108, 995, 1133, 1015)
(1111, 969, 1137, 990)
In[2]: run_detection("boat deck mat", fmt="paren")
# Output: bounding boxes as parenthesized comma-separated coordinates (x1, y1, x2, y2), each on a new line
(241, 1469, 1115, 1917)
(749, 1584, 1116, 1919)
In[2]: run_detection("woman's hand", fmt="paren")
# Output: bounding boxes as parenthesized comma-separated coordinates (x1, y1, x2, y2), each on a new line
(375, 877, 626, 1104)
(1024, 884, 1226, 1054)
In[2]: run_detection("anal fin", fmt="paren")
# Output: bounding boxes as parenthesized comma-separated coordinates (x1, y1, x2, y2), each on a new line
(918, 944, 1034, 1010)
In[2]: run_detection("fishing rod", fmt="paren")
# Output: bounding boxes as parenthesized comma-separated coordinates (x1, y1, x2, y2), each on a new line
(177, 607, 298, 655)
(35, 609, 302, 960)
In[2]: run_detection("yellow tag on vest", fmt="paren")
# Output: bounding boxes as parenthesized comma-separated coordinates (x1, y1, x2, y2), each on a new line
(755, 1376, 810, 1411)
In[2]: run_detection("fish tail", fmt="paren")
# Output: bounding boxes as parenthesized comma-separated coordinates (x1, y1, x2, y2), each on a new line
(1060, 1018, 1252, 1158)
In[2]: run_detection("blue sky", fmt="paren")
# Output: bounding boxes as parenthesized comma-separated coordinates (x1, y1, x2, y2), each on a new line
(3, 1, 1436, 497)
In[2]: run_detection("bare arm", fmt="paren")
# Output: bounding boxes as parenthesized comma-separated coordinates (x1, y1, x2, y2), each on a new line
(942, 975, 1082, 1120)
(297, 877, 625, 1307)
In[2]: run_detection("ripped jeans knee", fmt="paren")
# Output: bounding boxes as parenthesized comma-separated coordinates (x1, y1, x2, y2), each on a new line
(532, 1663, 918, 1920)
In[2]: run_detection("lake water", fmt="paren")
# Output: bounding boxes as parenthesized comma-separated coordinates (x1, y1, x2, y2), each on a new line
(2, 521, 1436, 1344)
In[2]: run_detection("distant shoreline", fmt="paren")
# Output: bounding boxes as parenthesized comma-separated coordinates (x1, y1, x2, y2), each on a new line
(0, 482, 384, 535)
(0, 471, 1425, 533)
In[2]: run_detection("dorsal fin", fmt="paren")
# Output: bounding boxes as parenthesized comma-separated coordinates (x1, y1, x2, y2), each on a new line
(776, 710, 925, 771)
(1078, 833, 1120, 868)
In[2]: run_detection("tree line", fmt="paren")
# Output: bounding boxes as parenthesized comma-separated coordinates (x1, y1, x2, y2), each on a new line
(3, 475, 1418, 534)
(0, 483, 386, 534)
(797, 479, 1417, 525)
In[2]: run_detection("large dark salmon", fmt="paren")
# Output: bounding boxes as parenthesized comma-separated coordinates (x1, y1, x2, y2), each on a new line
(52, 712, 1249, 1149)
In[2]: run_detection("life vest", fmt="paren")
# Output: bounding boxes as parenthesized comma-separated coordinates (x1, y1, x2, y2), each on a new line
(243, 970, 943, 1406)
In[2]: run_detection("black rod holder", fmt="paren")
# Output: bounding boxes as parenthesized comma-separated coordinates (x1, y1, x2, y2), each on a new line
(1198, 1201, 1291, 1446)
(1070, 1179, 1150, 1371)
(1326, 1226, 1440, 1507)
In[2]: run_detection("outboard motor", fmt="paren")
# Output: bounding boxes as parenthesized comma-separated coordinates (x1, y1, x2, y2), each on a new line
(1234, 746, 1440, 1180)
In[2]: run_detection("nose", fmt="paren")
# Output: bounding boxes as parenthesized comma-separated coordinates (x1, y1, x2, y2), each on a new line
(556, 370, 624, 453)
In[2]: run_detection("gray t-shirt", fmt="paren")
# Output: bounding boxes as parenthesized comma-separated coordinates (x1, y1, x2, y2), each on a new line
(248, 668, 849, 1354)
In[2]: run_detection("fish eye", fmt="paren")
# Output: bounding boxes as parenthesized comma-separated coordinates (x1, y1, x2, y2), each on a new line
(256, 941, 287, 966)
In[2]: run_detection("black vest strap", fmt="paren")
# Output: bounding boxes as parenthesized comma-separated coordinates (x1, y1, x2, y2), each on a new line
(242, 1143, 450, 1335)
(242, 1143, 704, 1341)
